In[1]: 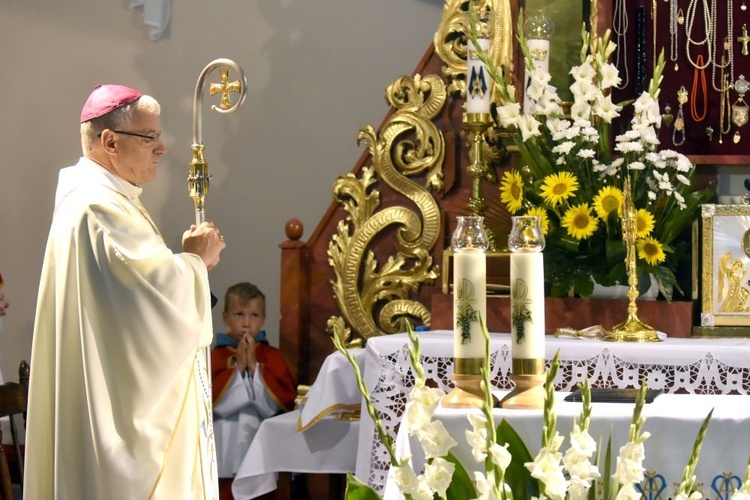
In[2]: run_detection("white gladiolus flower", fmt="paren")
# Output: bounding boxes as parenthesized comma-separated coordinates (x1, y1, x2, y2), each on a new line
(570, 60, 596, 82)
(570, 100, 592, 122)
(639, 126, 661, 145)
(411, 380, 444, 405)
(527, 79, 547, 102)
(496, 102, 521, 128)
(620, 440, 647, 463)
(593, 94, 622, 123)
(613, 456, 645, 484)
(527, 448, 564, 480)
(546, 117, 571, 135)
(416, 420, 458, 459)
(404, 402, 430, 435)
(489, 442, 512, 471)
(393, 463, 419, 494)
(570, 79, 597, 100)
(473, 471, 499, 500)
(600, 62, 621, 89)
(615, 482, 642, 500)
(518, 114, 542, 141)
(674, 491, 702, 500)
(536, 94, 565, 116)
(530, 67, 553, 85)
(413, 477, 435, 500)
(404, 382, 444, 434)
(568, 425, 597, 457)
(633, 92, 661, 126)
(465, 427, 488, 462)
(676, 173, 690, 185)
(424, 457, 455, 498)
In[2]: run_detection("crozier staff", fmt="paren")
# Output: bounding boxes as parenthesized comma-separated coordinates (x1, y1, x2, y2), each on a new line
(25, 84, 226, 499)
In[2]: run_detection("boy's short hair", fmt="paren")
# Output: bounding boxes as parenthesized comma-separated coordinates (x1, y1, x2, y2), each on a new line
(224, 282, 266, 314)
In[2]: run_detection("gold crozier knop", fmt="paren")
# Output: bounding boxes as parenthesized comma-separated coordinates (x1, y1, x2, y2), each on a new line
(603, 175, 660, 342)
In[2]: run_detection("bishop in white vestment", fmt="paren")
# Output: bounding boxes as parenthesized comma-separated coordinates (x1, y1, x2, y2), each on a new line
(24, 84, 225, 499)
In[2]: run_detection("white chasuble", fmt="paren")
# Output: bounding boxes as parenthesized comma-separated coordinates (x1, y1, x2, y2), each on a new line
(24, 158, 218, 499)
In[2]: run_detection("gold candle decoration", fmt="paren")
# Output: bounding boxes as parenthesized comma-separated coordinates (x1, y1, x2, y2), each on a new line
(443, 215, 489, 408)
(501, 215, 547, 409)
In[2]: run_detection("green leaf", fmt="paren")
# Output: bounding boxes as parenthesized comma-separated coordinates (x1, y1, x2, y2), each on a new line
(444, 452, 477, 499)
(604, 239, 626, 266)
(573, 276, 595, 297)
(601, 433, 615, 500)
(497, 419, 540, 498)
(345, 473, 382, 500)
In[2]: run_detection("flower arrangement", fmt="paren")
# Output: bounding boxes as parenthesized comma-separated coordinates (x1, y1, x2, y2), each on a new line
(477, 13, 714, 300)
(329, 322, 750, 500)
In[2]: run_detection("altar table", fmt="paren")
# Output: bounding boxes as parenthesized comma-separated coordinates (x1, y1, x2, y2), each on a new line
(356, 331, 750, 492)
(383, 392, 750, 499)
(232, 410, 359, 499)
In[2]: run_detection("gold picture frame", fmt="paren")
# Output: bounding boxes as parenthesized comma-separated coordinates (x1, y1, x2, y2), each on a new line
(700, 204, 750, 327)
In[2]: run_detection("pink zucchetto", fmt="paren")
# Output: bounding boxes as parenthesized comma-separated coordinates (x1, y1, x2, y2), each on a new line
(80, 84, 143, 123)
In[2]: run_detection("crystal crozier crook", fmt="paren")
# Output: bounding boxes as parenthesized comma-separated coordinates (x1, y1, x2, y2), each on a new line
(188, 58, 248, 225)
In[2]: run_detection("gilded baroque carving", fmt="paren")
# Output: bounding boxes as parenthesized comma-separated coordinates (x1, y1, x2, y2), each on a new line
(326, 74, 446, 343)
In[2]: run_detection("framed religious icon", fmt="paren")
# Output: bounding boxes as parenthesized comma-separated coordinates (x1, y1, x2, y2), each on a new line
(700, 204, 750, 327)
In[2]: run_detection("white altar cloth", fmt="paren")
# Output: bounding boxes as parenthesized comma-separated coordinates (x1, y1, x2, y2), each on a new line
(232, 410, 359, 499)
(356, 331, 750, 492)
(297, 348, 365, 431)
(383, 392, 750, 499)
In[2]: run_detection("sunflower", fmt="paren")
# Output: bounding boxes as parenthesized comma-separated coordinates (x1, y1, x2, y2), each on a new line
(499, 170, 524, 213)
(562, 203, 598, 240)
(635, 209, 655, 237)
(593, 186, 623, 219)
(525, 206, 549, 235)
(540, 171, 579, 206)
(637, 237, 666, 265)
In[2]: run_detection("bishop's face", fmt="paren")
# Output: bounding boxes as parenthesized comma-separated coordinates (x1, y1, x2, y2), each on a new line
(110, 109, 166, 185)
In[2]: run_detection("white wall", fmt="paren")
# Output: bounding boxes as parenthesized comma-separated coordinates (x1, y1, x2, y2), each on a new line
(0, 0, 443, 378)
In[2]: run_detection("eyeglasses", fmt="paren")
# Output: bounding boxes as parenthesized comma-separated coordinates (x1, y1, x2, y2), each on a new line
(97, 129, 162, 145)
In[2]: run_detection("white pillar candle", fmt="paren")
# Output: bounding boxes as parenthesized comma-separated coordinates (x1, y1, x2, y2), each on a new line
(510, 252, 545, 359)
(453, 249, 487, 359)
(522, 38, 551, 114)
(466, 38, 492, 114)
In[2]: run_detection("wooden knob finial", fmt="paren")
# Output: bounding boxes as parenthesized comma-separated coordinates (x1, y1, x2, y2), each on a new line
(285, 218, 304, 241)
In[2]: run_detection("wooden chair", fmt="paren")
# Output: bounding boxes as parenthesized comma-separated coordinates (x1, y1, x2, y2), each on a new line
(0, 361, 29, 500)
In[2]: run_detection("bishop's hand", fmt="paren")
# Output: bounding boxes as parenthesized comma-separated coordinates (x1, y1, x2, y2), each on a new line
(182, 222, 226, 270)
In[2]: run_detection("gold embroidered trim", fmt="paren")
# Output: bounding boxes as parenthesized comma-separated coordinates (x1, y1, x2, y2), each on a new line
(296, 403, 362, 432)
